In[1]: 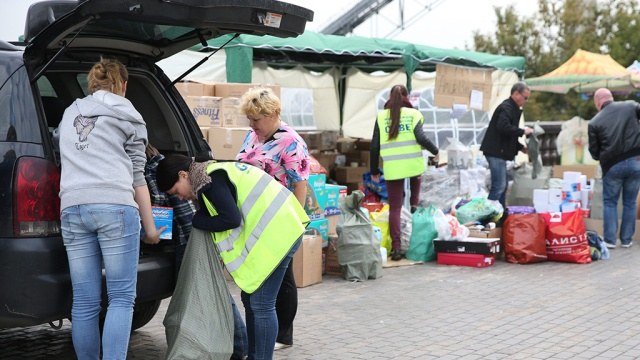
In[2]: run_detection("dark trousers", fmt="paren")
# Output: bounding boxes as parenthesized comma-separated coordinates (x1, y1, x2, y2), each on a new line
(275, 260, 297, 345)
(386, 176, 421, 251)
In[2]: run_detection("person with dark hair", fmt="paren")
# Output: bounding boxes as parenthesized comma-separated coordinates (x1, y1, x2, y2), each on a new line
(145, 145, 248, 360)
(480, 81, 533, 217)
(370, 84, 439, 261)
(144, 144, 195, 269)
(57, 58, 164, 359)
(155, 154, 309, 360)
(588, 88, 640, 249)
(236, 87, 309, 350)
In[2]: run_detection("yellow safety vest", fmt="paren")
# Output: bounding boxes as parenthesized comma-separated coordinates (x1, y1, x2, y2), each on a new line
(376, 107, 426, 180)
(201, 162, 309, 294)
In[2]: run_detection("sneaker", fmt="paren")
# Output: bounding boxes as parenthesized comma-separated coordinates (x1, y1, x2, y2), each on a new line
(274, 342, 292, 351)
(390, 249, 403, 261)
(604, 241, 617, 249)
(621, 242, 633, 248)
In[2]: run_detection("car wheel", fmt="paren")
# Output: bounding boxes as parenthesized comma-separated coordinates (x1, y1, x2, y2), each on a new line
(131, 299, 162, 331)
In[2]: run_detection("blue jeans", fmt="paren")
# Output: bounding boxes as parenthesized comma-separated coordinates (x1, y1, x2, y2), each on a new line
(241, 238, 301, 360)
(231, 296, 248, 360)
(61, 204, 140, 360)
(602, 157, 640, 245)
(486, 156, 508, 210)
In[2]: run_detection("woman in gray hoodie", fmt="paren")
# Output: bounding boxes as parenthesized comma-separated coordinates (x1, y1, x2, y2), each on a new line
(58, 58, 163, 360)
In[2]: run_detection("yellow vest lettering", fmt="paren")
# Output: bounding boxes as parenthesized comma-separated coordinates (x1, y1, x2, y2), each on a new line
(201, 162, 310, 294)
(376, 107, 426, 180)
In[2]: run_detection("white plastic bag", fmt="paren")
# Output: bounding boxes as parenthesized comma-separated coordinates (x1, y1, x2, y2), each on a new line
(433, 208, 469, 240)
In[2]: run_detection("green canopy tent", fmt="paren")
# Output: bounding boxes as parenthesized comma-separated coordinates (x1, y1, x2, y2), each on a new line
(192, 30, 526, 87)
(179, 31, 525, 137)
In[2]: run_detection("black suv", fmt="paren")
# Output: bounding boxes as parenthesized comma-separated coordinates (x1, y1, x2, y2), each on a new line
(0, 0, 312, 330)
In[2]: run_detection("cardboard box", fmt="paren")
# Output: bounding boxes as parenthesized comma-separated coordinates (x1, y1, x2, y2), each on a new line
(292, 234, 323, 287)
(323, 184, 346, 216)
(311, 151, 339, 173)
(552, 164, 599, 179)
(298, 131, 339, 151)
(323, 235, 341, 276)
(583, 218, 640, 241)
(433, 63, 493, 111)
(208, 127, 250, 160)
(214, 82, 281, 99)
(335, 166, 368, 184)
(199, 127, 210, 141)
(336, 137, 358, 153)
(437, 252, 495, 267)
(433, 238, 501, 255)
(326, 214, 339, 236)
(219, 97, 250, 127)
(185, 96, 222, 127)
(307, 218, 329, 246)
(304, 184, 325, 221)
(467, 228, 502, 239)
(175, 80, 216, 98)
(151, 206, 173, 240)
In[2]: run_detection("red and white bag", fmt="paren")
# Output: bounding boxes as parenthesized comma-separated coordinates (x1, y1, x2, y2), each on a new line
(540, 209, 591, 264)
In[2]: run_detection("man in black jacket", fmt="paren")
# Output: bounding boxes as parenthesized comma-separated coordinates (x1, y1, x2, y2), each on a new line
(480, 82, 533, 215)
(588, 88, 640, 249)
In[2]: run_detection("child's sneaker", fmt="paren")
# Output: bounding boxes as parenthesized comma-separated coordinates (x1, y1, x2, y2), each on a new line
(621, 242, 633, 248)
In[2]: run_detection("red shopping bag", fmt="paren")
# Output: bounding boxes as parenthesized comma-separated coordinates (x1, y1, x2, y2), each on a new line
(503, 213, 547, 264)
(541, 209, 591, 264)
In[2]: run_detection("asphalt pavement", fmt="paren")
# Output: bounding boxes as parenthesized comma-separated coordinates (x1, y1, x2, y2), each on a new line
(3, 246, 640, 359)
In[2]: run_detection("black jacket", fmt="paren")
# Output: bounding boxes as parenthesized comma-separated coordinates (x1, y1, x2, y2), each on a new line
(480, 97, 525, 160)
(588, 100, 640, 176)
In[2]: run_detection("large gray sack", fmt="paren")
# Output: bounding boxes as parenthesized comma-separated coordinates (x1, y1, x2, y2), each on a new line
(164, 228, 234, 360)
(336, 191, 383, 281)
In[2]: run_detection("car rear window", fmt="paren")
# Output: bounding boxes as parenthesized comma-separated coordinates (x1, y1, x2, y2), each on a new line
(0, 66, 41, 143)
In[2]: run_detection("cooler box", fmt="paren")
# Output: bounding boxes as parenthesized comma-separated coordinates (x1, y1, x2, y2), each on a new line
(433, 237, 501, 255)
(436, 253, 495, 268)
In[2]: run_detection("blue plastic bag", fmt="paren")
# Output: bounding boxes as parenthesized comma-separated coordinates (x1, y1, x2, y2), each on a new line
(363, 170, 388, 200)
(586, 230, 610, 260)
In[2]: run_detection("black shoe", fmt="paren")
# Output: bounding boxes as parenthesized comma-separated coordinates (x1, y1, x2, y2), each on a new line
(390, 249, 403, 261)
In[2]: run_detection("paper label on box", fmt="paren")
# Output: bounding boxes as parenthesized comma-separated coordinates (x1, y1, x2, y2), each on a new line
(152, 206, 173, 239)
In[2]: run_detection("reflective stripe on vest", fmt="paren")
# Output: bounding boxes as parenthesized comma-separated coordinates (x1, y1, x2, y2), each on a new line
(202, 161, 309, 293)
(377, 108, 426, 180)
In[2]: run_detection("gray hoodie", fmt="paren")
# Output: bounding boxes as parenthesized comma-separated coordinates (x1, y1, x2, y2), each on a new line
(58, 90, 148, 211)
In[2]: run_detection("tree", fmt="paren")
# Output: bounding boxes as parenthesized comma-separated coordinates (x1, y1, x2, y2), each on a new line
(471, 0, 640, 121)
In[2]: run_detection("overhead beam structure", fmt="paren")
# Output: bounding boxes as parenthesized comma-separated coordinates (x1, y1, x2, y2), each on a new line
(319, 0, 447, 39)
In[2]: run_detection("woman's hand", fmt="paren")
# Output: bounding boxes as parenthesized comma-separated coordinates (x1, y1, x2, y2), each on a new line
(142, 226, 167, 245)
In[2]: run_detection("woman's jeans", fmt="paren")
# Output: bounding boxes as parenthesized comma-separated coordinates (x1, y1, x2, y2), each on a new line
(275, 260, 297, 345)
(241, 238, 301, 360)
(61, 204, 140, 360)
(602, 157, 640, 245)
(486, 156, 508, 211)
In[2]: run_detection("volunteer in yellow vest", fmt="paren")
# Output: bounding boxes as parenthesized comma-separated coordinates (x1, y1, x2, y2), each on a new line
(156, 154, 309, 360)
(370, 84, 439, 261)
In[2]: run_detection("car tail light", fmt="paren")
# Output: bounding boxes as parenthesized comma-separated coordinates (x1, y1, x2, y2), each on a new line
(14, 156, 61, 237)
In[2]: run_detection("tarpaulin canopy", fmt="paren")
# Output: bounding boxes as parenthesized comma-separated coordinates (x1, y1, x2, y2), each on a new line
(628, 60, 640, 75)
(526, 49, 640, 93)
(192, 30, 525, 84)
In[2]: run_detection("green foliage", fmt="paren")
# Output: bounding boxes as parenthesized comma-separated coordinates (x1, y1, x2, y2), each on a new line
(471, 0, 640, 121)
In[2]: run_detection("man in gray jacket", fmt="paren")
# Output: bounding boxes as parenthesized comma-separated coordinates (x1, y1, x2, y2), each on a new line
(588, 88, 640, 249)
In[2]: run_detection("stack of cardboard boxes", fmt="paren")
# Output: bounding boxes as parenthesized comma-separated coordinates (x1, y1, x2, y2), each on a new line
(176, 80, 280, 160)
(175, 80, 385, 280)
